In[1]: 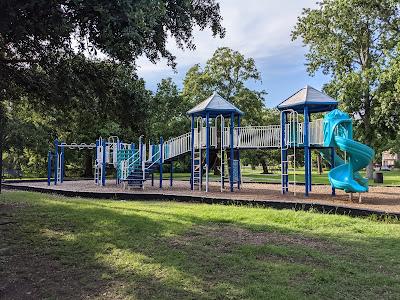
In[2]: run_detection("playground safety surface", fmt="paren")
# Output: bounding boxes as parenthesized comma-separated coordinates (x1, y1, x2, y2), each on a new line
(5, 180, 400, 216)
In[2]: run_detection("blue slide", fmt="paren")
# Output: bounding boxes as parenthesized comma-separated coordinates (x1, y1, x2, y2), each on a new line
(321, 109, 374, 193)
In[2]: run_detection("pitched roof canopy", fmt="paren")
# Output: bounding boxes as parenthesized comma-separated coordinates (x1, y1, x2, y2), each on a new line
(187, 92, 244, 117)
(277, 85, 338, 113)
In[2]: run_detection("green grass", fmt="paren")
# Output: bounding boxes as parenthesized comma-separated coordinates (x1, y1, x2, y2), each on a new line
(5, 166, 400, 186)
(1, 191, 399, 299)
(162, 166, 400, 186)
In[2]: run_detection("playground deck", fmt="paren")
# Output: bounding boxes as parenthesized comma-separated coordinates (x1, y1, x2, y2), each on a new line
(7, 180, 400, 215)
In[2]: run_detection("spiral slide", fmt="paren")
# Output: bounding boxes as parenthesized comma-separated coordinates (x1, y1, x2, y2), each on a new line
(322, 109, 374, 193)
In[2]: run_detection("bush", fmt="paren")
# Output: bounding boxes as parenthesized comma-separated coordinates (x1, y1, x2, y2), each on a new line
(394, 160, 400, 169)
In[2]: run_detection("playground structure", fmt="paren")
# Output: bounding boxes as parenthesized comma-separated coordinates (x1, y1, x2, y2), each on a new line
(47, 86, 374, 198)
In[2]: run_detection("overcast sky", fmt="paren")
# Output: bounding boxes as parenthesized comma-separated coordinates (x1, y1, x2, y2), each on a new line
(136, 0, 329, 108)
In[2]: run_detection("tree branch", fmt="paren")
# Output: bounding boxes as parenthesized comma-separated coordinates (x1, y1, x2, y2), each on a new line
(0, 58, 39, 64)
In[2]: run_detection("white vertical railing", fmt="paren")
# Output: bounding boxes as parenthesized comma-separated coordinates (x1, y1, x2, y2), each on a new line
(285, 123, 304, 146)
(193, 127, 217, 148)
(309, 119, 324, 145)
(223, 125, 281, 148)
(163, 132, 191, 161)
(160, 119, 321, 158)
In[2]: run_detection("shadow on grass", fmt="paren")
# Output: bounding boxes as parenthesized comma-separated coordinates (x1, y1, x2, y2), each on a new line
(2, 194, 400, 299)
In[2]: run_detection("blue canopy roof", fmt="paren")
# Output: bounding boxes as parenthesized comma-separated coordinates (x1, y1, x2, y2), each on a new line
(277, 85, 338, 113)
(187, 92, 244, 117)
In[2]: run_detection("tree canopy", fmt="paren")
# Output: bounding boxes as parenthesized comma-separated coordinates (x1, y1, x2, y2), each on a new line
(0, 0, 225, 191)
(182, 47, 266, 124)
(292, 0, 400, 177)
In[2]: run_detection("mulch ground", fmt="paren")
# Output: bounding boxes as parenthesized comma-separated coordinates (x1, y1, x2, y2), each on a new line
(7, 180, 400, 214)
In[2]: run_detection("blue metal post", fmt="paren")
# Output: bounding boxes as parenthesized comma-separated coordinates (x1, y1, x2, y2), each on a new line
(308, 147, 312, 192)
(102, 140, 106, 186)
(95, 139, 99, 184)
(230, 113, 234, 192)
(308, 111, 312, 192)
(47, 151, 52, 186)
(190, 115, 195, 190)
(131, 143, 135, 172)
(54, 139, 59, 185)
(304, 106, 309, 196)
(237, 115, 241, 189)
(331, 147, 336, 196)
(170, 160, 173, 187)
(60, 145, 65, 183)
(139, 140, 143, 165)
(205, 112, 210, 192)
(159, 137, 163, 189)
(221, 117, 225, 190)
(280, 112, 287, 193)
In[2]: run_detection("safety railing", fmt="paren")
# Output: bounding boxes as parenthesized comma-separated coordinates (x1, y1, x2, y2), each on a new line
(146, 148, 161, 169)
(223, 125, 281, 148)
(163, 132, 191, 161)
(285, 122, 304, 146)
(194, 127, 217, 148)
(118, 149, 140, 180)
(309, 119, 324, 145)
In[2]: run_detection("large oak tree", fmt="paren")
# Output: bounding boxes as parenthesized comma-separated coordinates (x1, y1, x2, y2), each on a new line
(0, 0, 225, 191)
(292, 0, 400, 178)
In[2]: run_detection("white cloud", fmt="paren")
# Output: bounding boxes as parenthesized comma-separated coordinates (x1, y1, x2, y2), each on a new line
(136, 0, 328, 107)
(136, 0, 316, 75)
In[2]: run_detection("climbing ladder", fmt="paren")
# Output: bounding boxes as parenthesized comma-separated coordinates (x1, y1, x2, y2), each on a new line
(193, 117, 203, 190)
(281, 110, 298, 195)
(94, 138, 103, 185)
(216, 115, 226, 191)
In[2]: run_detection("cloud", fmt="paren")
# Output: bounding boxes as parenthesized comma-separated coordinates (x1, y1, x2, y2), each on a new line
(136, 0, 326, 107)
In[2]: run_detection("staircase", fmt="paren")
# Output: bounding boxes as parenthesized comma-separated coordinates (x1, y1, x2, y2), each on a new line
(124, 161, 159, 189)
(119, 144, 162, 189)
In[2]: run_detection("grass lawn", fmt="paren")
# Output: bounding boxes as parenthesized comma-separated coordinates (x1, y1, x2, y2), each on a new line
(5, 166, 400, 187)
(1, 191, 399, 299)
(162, 166, 400, 186)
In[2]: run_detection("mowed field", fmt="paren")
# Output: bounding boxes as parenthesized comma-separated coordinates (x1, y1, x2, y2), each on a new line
(160, 166, 400, 186)
(1, 191, 399, 299)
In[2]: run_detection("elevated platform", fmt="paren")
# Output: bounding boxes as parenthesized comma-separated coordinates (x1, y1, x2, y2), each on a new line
(162, 119, 325, 160)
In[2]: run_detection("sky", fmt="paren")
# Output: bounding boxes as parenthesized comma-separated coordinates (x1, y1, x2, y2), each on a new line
(136, 0, 330, 108)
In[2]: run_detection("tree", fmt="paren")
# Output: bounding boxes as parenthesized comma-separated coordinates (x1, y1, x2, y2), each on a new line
(182, 47, 280, 172)
(0, 0, 225, 191)
(149, 78, 191, 140)
(292, 0, 400, 178)
(2, 57, 152, 178)
(375, 43, 400, 154)
(182, 47, 266, 124)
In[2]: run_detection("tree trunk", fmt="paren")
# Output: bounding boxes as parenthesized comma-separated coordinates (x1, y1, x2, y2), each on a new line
(0, 101, 4, 193)
(83, 152, 93, 178)
(260, 159, 269, 174)
(317, 153, 323, 174)
(366, 162, 374, 180)
(210, 150, 220, 175)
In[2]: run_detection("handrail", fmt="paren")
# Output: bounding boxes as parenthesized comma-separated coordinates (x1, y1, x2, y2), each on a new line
(163, 132, 191, 161)
(146, 149, 161, 169)
(223, 125, 281, 148)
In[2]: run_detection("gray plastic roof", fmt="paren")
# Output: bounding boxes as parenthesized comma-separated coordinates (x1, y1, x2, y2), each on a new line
(187, 92, 244, 117)
(277, 85, 338, 113)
